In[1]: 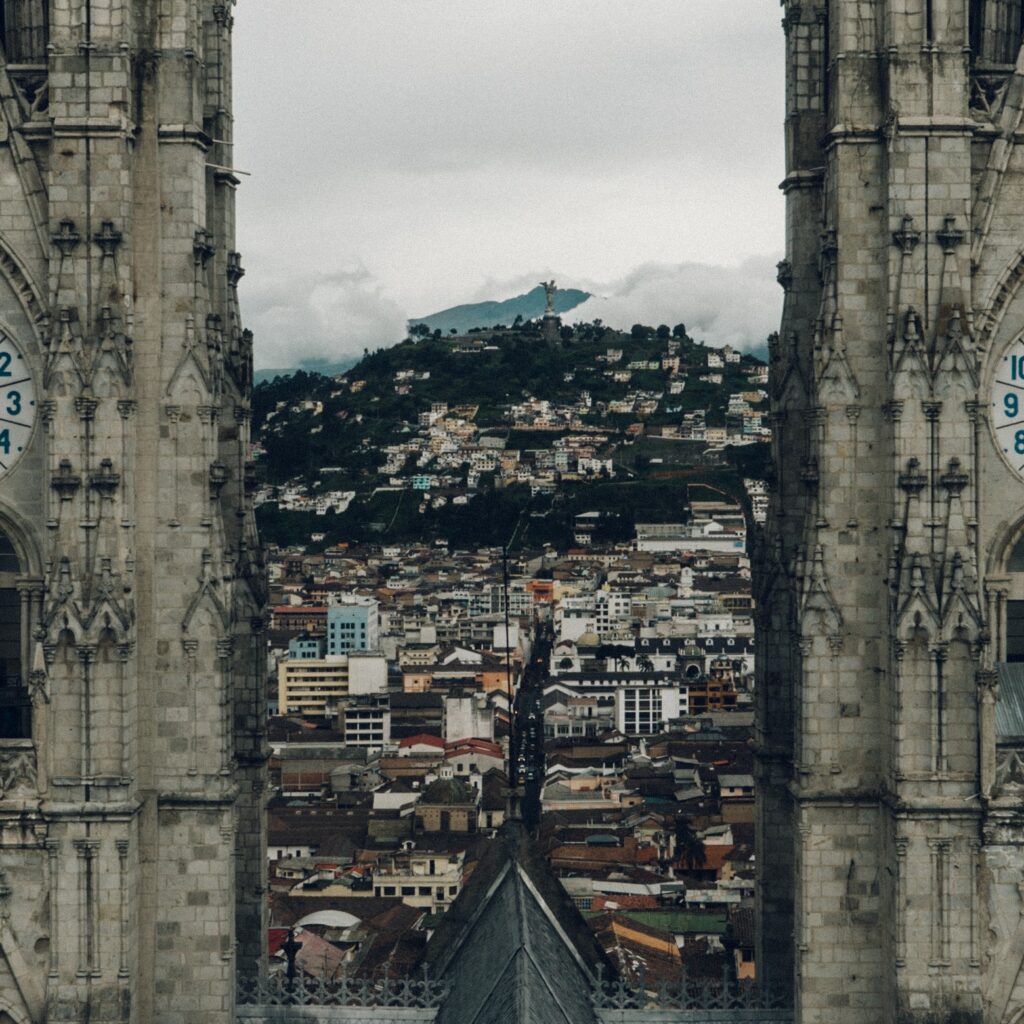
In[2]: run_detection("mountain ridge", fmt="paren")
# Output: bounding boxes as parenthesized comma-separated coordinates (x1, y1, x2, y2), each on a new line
(409, 284, 590, 335)
(254, 284, 592, 382)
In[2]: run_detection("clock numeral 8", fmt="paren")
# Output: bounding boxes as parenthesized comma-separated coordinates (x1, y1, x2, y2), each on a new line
(1014, 429, 1024, 454)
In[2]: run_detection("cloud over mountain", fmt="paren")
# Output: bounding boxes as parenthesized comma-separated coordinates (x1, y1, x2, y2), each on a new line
(248, 255, 783, 371)
(569, 256, 782, 351)
(250, 261, 408, 369)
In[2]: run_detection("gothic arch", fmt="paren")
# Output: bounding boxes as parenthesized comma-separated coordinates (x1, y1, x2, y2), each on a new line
(1005, 1000, 1024, 1024)
(979, 248, 1024, 357)
(0, 502, 42, 578)
(0, 997, 29, 1024)
(0, 242, 46, 335)
(986, 512, 1024, 575)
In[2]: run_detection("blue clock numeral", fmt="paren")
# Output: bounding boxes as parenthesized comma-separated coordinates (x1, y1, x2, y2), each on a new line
(1013, 429, 1024, 454)
(1007, 394, 1019, 418)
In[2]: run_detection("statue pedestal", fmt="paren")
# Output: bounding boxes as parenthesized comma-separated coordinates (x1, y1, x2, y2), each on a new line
(541, 314, 560, 344)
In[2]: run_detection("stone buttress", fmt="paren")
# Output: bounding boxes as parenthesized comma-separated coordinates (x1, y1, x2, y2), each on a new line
(760, 2, 1024, 1022)
(0, 3, 267, 1023)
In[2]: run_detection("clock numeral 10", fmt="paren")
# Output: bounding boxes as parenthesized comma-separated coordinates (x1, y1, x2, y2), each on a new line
(1011, 354, 1024, 380)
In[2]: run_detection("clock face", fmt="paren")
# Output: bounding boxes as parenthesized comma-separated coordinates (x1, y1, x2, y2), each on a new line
(0, 331, 36, 479)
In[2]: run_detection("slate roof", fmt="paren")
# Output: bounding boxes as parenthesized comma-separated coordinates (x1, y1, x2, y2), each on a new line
(996, 662, 1024, 740)
(425, 822, 612, 1024)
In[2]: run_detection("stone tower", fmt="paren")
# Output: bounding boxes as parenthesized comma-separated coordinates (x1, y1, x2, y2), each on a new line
(0, 3, 267, 1023)
(758, 2, 1024, 1022)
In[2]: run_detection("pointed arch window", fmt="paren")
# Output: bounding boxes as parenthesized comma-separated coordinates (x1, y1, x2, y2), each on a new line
(968, 0, 1024, 64)
(0, 532, 25, 738)
(0, 1, 48, 63)
(1003, 528, 1024, 663)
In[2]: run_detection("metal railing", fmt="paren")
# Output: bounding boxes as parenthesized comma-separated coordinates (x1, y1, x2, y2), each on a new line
(591, 965, 792, 1019)
(237, 969, 448, 1010)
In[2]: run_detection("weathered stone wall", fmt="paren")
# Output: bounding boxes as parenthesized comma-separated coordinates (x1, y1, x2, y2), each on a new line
(762, 2, 1024, 1022)
(0, 3, 267, 1023)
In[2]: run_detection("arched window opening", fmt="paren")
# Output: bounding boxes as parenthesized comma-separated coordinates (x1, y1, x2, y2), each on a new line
(0, 1, 48, 64)
(997, 530, 1024, 662)
(0, 532, 25, 738)
(968, 0, 1024, 64)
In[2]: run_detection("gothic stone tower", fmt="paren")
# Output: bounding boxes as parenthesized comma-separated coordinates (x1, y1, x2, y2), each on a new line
(757, 2, 1024, 1022)
(0, 3, 267, 1023)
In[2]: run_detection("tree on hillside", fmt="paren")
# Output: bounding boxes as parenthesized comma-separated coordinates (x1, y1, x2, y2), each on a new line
(675, 818, 706, 870)
(656, 324, 671, 340)
(630, 323, 651, 340)
(410, 323, 431, 338)
(672, 323, 687, 339)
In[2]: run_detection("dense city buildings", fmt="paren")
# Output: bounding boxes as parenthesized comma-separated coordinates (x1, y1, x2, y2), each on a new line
(8, 4, 1024, 1024)
(0, 4, 266, 1022)
(258, 502, 760, 990)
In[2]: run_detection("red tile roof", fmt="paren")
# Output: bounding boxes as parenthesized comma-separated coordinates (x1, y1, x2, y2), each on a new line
(398, 733, 446, 749)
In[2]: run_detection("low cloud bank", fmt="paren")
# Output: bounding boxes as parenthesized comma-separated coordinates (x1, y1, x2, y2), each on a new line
(250, 261, 408, 369)
(249, 254, 782, 370)
(570, 256, 781, 351)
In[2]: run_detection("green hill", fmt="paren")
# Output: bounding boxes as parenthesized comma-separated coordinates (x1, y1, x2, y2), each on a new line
(251, 321, 769, 551)
(409, 285, 590, 335)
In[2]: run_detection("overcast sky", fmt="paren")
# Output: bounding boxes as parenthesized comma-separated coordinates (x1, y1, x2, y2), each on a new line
(233, 2, 785, 368)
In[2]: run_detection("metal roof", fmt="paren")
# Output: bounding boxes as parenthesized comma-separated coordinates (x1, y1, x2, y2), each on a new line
(997, 663, 1024, 740)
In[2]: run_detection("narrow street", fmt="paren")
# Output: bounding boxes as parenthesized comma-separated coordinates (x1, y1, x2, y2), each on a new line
(512, 624, 551, 830)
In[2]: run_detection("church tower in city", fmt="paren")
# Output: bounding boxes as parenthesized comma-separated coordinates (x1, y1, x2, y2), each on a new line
(0, 3, 267, 1022)
(759, 1, 1024, 1021)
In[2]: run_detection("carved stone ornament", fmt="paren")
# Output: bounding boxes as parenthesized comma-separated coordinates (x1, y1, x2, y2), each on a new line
(0, 744, 37, 797)
(995, 746, 1024, 791)
(51, 219, 80, 257)
(936, 216, 965, 255)
(892, 215, 920, 255)
(92, 221, 123, 257)
(27, 669, 48, 707)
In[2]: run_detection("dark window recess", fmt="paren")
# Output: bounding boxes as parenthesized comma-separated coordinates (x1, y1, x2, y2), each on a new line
(1007, 601, 1024, 663)
(1, 1, 48, 63)
(1010, 534, 1024, 572)
(0, 532, 25, 738)
(969, 0, 983, 56)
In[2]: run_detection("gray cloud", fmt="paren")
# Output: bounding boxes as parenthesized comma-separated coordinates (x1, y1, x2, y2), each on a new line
(233, 4, 785, 368)
(570, 256, 782, 351)
(249, 262, 408, 369)
(251, 256, 782, 369)
(233, 2, 784, 328)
